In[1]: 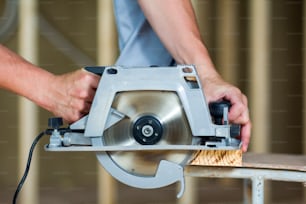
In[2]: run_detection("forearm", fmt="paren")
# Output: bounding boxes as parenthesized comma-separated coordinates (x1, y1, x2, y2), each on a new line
(0, 44, 55, 110)
(138, 1, 251, 151)
(0, 44, 100, 123)
(138, 0, 219, 79)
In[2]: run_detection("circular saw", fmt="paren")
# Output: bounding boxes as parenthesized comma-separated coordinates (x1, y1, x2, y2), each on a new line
(45, 65, 241, 198)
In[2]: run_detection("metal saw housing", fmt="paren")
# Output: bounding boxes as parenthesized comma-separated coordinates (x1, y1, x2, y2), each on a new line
(45, 65, 241, 198)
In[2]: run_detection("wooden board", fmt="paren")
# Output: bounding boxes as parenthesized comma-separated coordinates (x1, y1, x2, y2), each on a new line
(189, 149, 242, 166)
(242, 153, 306, 172)
(190, 152, 306, 172)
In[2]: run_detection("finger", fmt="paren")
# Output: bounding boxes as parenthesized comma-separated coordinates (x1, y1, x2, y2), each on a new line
(231, 108, 249, 125)
(226, 96, 245, 122)
(68, 97, 91, 114)
(83, 87, 96, 102)
(56, 106, 85, 124)
(66, 111, 87, 124)
(77, 100, 92, 114)
(226, 92, 248, 123)
(78, 70, 100, 100)
(65, 102, 91, 123)
(240, 121, 252, 152)
(231, 94, 249, 123)
(81, 68, 101, 89)
(72, 83, 97, 103)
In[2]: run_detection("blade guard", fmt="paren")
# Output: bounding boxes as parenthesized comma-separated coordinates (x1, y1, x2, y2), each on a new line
(92, 138, 185, 198)
(78, 65, 241, 197)
(84, 65, 200, 198)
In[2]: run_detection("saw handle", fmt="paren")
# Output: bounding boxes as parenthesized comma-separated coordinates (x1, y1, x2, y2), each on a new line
(209, 100, 231, 125)
(209, 100, 241, 137)
(84, 66, 106, 76)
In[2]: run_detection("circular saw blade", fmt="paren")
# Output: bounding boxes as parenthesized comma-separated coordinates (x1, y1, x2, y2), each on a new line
(101, 91, 193, 176)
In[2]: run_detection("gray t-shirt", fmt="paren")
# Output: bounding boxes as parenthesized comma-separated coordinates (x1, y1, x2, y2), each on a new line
(113, 0, 173, 66)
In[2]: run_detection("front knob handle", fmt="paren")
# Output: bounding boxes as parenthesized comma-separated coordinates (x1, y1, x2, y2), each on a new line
(48, 117, 63, 129)
(209, 100, 231, 125)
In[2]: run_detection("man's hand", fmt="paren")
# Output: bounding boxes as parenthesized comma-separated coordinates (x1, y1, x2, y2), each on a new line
(0, 45, 99, 124)
(48, 69, 100, 123)
(138, 0, 251, 151)
(200, 72, 251, 152)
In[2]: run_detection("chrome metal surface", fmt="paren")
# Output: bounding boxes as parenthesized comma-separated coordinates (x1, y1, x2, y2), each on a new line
(45, 144, 241, 152)
(101, 91, 193, 176)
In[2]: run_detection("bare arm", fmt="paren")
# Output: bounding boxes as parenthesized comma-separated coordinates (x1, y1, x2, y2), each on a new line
(138, 0, 251, 151)
(138, 0, 216, 76)
(0, 44, 100, 123)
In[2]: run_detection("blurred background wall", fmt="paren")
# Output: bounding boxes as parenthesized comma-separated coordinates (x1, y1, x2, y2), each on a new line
(0, 0, 305, 203)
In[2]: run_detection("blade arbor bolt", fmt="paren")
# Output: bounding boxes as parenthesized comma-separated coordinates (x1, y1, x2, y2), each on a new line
(132, 115, 163, 145)
(142, 125, 154, 137)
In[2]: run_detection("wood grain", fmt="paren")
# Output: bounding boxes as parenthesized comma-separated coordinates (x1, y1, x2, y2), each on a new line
(190, 152, 306, 172)
(189, 149, 242, 166)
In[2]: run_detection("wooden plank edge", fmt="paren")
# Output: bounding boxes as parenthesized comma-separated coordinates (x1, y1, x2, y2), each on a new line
(189, 149, 242, 167)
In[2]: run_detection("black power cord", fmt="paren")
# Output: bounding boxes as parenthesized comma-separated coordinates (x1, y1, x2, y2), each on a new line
(12, 119, 72, 204)
(12, 117, 70, 204)
(12, 131, 46, 204)
(13, 117, 67, 204)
